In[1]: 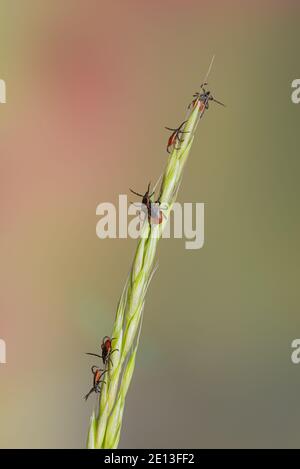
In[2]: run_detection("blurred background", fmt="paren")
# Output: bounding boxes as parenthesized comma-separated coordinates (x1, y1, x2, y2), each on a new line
(0, 0, 300, 448)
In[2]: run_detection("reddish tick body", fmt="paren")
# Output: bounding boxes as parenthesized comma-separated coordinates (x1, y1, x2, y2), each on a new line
(86, 336, 118, 367)
(165, 120, 189, 153)
(101, 336, 114, 364)
(84, 366, 108, 401)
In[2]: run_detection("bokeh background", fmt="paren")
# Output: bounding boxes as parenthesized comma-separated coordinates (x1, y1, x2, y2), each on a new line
(1, 0, 300, 448)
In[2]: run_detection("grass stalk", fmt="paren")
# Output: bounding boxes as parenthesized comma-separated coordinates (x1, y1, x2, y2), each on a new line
(87, 76, 215, 448)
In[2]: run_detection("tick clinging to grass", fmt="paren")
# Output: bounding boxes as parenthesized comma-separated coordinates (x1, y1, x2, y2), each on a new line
(86, 336, 118, 367)
(86, 55, 225, 448)
(189, 82, 225, 115)
(130, 182, 154, 217)
(84, 367, 108, 401)
(165, 120, 190, 153)
(130, 183, 167, 225)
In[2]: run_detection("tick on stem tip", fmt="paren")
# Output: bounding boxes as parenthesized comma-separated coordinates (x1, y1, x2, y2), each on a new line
(189, 82, 225, 115)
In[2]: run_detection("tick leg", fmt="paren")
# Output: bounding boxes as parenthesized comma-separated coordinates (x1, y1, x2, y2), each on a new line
(84, 387, 95, 401)
(95, 380, 106, 393)
(96, 381, 106, 392)
(130, 189, 144, 197)
(177, 120, 187, 131)
(108, 349, 119, 366)
(212, 97, 225, 107)
(86, 353, 103, 359)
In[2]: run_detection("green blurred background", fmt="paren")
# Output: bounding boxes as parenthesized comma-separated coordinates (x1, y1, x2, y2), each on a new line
(0, 0, 300, 448)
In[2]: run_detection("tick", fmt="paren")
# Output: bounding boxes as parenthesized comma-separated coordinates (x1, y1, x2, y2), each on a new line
(84, 366, 108, 401)
(165, 120, 189, 153)
(130, 183, 167, 225)
(86, 336, 119, 367)
(189, 82, 225, 115)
